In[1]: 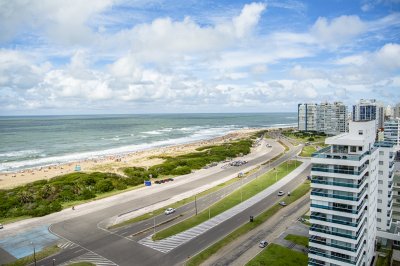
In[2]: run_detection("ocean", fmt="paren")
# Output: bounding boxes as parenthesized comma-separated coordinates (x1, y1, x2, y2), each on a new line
(0, 113, 297, 172)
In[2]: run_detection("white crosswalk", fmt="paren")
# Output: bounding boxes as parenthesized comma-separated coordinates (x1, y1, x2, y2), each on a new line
(57, 241, 77, 249)
(60, 251, 118, 266)
(138, 161, 310, 253)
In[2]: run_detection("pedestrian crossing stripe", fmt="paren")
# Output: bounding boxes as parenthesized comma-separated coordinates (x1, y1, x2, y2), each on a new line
(60, 251, 118, 266)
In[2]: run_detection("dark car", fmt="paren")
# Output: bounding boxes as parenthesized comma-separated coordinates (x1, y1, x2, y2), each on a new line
(155, 180, 161, 184)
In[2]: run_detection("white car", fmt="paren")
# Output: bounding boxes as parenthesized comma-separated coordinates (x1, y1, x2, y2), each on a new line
(277, 191, 284, 196)
(279, 201, 287, 206)
(164, 208, 175, 215)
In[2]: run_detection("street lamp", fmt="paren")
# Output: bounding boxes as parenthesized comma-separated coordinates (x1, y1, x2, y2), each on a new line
(53, 259, 56, 266)
(153, 211, 156, 235)
(30, 241, 37, 266)
(195, 195, 198, 216)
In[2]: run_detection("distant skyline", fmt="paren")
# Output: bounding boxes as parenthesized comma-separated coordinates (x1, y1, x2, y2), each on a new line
(1, 0, 399, 115)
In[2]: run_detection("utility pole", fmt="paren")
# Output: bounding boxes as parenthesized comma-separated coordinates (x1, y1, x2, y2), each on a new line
(30, 242, 36, 266)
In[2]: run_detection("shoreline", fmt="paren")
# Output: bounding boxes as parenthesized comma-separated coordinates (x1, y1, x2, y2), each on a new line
(0, 126, 293, 189)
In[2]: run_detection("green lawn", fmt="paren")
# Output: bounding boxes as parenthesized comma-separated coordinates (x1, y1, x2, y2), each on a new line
(284, 234, 309, 247)
(246, 243, 308, 266)
(4, 245, 60, 266)
(153, 160, 302, 240)
(299, 146, 317, 157)
(185, 180, 310, 266)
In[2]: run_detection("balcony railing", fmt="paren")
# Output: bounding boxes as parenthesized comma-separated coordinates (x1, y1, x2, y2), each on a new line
(311, 164, 367, 176)
(311, 188, 367, 202)
(309, 237, 358, 252)
(310, 221, 366, 240)
(311, 146, 375, 161)
(311, 176, 367, 189)
(310, 215, 358, 227)
(310, 199, 367, 215)
(309, 248, 357, 264)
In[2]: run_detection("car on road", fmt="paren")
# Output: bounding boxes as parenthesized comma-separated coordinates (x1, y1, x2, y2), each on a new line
(279, 201, 287, 206)
(0, 223, 3, 229)
(155, 180, 161, 184)
(259, 240, 268, 248)
(277, 191, 284, 196)
(164, 208, 175, 215)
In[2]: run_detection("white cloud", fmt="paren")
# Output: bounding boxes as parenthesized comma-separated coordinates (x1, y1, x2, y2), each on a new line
(232, 2, 266, 38)
(311, 15, 366, 47)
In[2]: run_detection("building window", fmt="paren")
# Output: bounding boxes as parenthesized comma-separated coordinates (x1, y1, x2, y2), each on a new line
(379, 170, 383, 175)
(379, 161, 383, 165)
(378, 199, 382, 203)
(379, 180, 383, 184)
(350, 146, 357, 152)
(378, 209, 382, 213)
(359, 130, 363, 135)
(378, 190, 382, 194)
(358, 146, 363, 151)
(380, 151, 384, 155)
(378, 218, 382, 222)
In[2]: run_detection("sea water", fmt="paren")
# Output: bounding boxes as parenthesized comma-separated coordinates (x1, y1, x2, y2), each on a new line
(0, 113, 297, 172)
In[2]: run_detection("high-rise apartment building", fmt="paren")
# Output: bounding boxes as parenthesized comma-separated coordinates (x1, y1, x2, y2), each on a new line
(384, 119, 400, 150)
(298, 102, 348, 135)
(298, 103, 318, 131)
(394, 103, 400, 119)
(352, 99, 385, 129)
(309, 120, 395, 266)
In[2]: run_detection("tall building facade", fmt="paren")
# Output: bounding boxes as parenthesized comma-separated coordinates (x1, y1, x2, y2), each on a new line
(394, 103, 400, 119)
(298, 103, 318, 131)
(352, 99, 385, 129)
(298, 102, 348, 135)
(309, 120, 395, 266)
(384, 119, 400, 150)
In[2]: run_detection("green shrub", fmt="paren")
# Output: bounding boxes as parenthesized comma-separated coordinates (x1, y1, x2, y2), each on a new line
(95, 180, 114, 193)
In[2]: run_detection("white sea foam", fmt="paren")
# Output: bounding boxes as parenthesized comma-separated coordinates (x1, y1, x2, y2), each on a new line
(0, 149, 43, 158)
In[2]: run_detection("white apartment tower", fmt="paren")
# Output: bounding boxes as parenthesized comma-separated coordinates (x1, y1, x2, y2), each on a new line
(298, 103, 318, 131)
(352, 99, 385, 129)
(384, 118, 400, 150)
(309, 120, 378, 266)
(309, 120, 396, 266)
(298, 102, 348, 135)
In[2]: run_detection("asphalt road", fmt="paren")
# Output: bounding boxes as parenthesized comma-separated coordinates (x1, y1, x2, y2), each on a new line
(37, 140, 305, 266)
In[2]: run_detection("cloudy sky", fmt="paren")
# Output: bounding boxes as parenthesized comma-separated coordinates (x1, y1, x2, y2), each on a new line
(0, 0, 399, 115)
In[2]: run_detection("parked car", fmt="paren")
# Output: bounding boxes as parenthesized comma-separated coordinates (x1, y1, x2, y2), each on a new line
(168, 178, 174, 181)
(277, 191, 284, 196)
(164, 208, 175, 215)
(259, 240, 268, 248)
(0, 223, 3, 229)
(279, 201, 287, 206)
(155, 180, 161, 184)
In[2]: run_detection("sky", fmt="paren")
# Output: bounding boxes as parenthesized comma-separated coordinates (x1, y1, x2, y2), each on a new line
(0, 0, 399, 115)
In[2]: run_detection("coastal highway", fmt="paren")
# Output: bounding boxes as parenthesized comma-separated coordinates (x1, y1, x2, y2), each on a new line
(35, 140, 305, 266)
(39, 157, 309, 266)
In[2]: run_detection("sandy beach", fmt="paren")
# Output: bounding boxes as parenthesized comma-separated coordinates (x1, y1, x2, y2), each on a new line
(0, 128, 268, 189)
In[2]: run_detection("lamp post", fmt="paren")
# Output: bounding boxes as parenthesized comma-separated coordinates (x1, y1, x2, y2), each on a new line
(30, 242, 37, 266)
(240, 177, 243, 202)
(153, 211, 156, 235)
(195, 195, 198, 216)
(53, 259, 55, 266)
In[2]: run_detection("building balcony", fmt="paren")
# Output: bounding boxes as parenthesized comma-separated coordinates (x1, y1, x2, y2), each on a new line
(310, 214, 358, 227)
(311, 163, 368, 176)
(311, 146, 377, 162)
(309, 248, 358, 265)
(309, 236, 362, 253)
(310, 199, 367, 216)
(311, 187, 367, 202)
(311, 176, 367, 189)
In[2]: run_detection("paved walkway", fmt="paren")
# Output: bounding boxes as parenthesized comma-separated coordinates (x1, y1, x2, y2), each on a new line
(138, 160, 310, 253)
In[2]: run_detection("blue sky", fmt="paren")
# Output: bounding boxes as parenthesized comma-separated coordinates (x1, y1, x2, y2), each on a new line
(0, 0, 399, 115)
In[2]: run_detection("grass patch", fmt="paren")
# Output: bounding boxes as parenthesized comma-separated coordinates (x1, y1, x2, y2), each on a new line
(299, 146, 317, 157)
(245, 243, 308, 266)
(185, 180, 310, 266)
(284, 234, 309, 247)
(277, 141, 289, 152)
(153, 160, 302, 241)
(4, 245, 60, 266)
(282, 130, 326, 144)
(0, 215, 32, 225)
